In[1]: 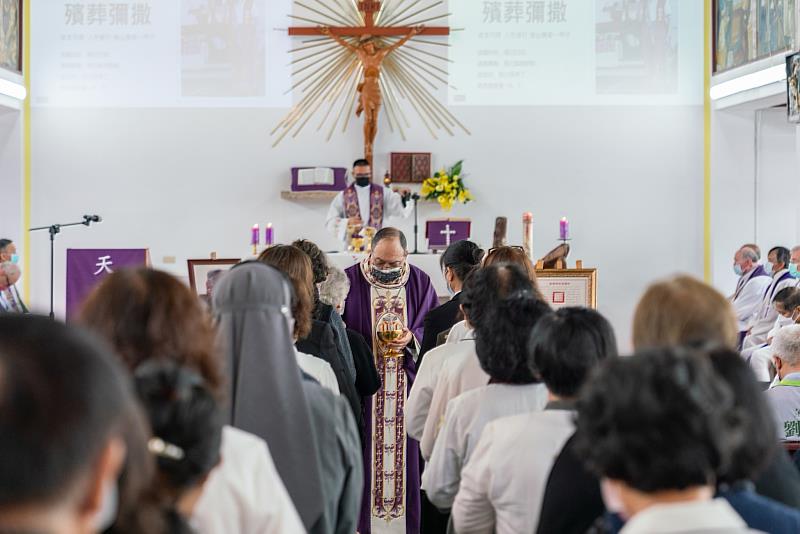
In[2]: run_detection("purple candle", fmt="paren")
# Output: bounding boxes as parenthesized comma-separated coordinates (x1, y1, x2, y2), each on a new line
(251, 224, 259, 246)
(265, 223, 274, 246)
(560, 217, 569, 240)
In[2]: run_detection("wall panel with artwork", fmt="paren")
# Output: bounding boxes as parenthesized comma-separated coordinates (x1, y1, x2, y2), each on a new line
(0, 0, 21, 73)
(715, 0, 797, 73)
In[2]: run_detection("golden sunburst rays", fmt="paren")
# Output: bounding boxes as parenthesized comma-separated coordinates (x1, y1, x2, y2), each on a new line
(271, 0, 469, 149)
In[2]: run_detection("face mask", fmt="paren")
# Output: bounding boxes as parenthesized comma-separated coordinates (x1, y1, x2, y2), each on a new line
(777, 314, 794, 327)
(734, 263, 743, 276)
(765, 262, 774, 276)
(443, 269, 455, 296)
(371, 265, 403, 284)
(10, 254, 18, 265)
(790, 263, 800, 278)
(600, 479, 627, 518)
(355, 176, 371, 187)
(93, 480, 119, 531)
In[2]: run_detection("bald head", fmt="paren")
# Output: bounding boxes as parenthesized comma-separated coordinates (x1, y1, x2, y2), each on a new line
(0, 262, 20, 289)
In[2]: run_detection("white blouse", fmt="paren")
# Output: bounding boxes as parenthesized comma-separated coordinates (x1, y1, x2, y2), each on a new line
(295, 348, 340, 395)
(406, 334, 476, 441)
(421, 383, 548, 510)
(452, 409, 575, 534)
(192, 426, 306, 534)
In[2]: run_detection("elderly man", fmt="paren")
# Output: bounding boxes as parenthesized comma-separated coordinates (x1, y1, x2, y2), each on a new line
(746, 287, 800, 382)
(0, 238, 18, 264)
(343, 227, 438, 534)
(766, 325, 800, 441)
(743, 246, 797, 350)
(0, 262, 27, 313)
(731, 246, 770, 334)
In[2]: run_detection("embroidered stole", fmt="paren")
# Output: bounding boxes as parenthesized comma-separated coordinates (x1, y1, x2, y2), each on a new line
(368, 285, 409, 533)
(343, 184, 385, 229)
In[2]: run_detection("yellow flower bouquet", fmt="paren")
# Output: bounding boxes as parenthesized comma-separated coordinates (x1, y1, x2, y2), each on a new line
(420, 161, 473, 212)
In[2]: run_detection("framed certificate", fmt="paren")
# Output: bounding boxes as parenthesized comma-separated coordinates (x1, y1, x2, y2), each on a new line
(535, 269, 597, 309)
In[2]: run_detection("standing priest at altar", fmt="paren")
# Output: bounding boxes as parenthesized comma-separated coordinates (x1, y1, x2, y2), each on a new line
(342, 227, 439, 534)
(326, 159, 413, 249)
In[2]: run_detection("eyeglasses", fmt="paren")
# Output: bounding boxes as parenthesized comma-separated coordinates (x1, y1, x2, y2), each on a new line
(487, 246, 525, 256)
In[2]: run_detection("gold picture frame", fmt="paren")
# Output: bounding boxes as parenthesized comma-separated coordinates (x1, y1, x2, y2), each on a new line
(534, 268, 597, 309)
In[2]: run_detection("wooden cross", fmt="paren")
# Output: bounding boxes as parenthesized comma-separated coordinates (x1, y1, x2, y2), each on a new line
(288, 1, 450, 37)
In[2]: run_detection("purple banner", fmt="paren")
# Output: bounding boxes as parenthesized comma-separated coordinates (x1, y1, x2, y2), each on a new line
(66, 249, 148, 320)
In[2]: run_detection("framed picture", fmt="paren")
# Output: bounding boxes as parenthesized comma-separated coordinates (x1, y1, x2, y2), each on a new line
(0, 0, 22, 73)
(391, 152, 431, 183)
(535, 269, 597, 310)
(187, 258, 240, 303)
(788, 51, 800, 122)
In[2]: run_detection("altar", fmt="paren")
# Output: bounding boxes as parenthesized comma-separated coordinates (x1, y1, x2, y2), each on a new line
(326, 252, 447, 297)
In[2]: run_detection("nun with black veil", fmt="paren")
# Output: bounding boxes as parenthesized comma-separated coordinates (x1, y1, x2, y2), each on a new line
(213, 261, 363, 534)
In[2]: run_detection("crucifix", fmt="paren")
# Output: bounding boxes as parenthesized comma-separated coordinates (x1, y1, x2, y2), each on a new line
(274, 0, 469, 161)
(440, 223, 456, 246)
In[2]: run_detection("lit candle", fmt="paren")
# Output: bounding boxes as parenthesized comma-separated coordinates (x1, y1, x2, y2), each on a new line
(522, 212, 534, 260)
(251, 224, 259, 246)
(265, 223, 274, 246)
(560, 217, 569, 240)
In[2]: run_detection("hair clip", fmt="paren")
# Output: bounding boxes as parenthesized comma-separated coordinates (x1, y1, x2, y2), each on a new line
(148, 437, 185, 461)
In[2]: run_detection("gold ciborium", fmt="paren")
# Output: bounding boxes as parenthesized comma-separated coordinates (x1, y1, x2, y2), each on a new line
(376, 311, 405, 359)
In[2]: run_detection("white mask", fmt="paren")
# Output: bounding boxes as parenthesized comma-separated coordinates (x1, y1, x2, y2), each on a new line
(93, 480, 119, 531)
(600, 479, 627, 519)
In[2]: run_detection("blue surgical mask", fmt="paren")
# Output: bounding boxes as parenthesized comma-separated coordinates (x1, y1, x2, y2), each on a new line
(766, 262, 774, 276)
(790, 263, 800, 278)
(9, 254, 18, 264)
(734, 264, 744, 276)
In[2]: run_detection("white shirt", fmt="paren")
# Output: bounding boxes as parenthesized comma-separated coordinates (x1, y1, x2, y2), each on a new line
(421, 383, 548, 509)
(445, 320, 470, 345)
(452, 408, 575, 534)
(192, 426, 305, 534)
(406, 332, 476, 441)
(324, 183, 412, 246)
(620, 498, 753, 534)
(420, 339, 489, 461)
(732, 267, 771, 331)
(744, 270, 798, 348)
(295, 349, 339, 395)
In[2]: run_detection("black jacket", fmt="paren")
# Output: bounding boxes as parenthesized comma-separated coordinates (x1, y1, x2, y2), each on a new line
(345, 328, 381, 398)
(297, 320, 363, 429)
(419, 293, 462, 361)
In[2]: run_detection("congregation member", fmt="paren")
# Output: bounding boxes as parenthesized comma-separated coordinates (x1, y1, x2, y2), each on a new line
(574, 348, 752, 534)
(731, 245, 770, 334)
(81, 268, 305, 534)
(214, 262, 362, 534)
(419, 240, 483, 358)
(343, 227, 438, 534)
(133, 361, 223, 533)
(325, 159, 412, 248)
(319, 264, 351, 315)
(708, 349, 800, 533)
(745, 286, 800, 382)
(766, 325, 800, 441)
(293, 238, 357, 382)
(632, 275, 800, 508)
(421, 264, 551, 511)
(421, 245, 546, 460)
(743, 246, 797, 350)
(452, 307, 617, 534)
(0, 238, 17, 263)
(0, 316, 136, 534)
(258, 245, 342, 395)
(0, 261, 27, 312)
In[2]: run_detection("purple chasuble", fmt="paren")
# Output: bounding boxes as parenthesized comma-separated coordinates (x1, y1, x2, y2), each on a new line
(343, 262, 439, 534)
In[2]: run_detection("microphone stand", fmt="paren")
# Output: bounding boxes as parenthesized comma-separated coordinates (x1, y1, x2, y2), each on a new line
(29, 216, 100, 320)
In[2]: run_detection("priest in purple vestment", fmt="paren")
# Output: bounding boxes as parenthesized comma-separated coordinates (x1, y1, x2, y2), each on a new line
(343, 227, 439, 534)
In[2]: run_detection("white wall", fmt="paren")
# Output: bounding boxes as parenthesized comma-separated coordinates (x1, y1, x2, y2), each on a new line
(0, 106, 22, 253)
(29, 104, 703, 350)
(711, 102, 800, 296)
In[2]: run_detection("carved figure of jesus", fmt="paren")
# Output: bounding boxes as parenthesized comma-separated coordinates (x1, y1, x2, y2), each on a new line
(321, 26, 422, 163)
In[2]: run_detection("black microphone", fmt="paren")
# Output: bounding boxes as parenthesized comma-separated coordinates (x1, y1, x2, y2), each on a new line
(83, 214, 102, 225)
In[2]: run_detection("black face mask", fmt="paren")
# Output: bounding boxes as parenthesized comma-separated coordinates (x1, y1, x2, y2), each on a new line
(355, 176, 371, 187)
